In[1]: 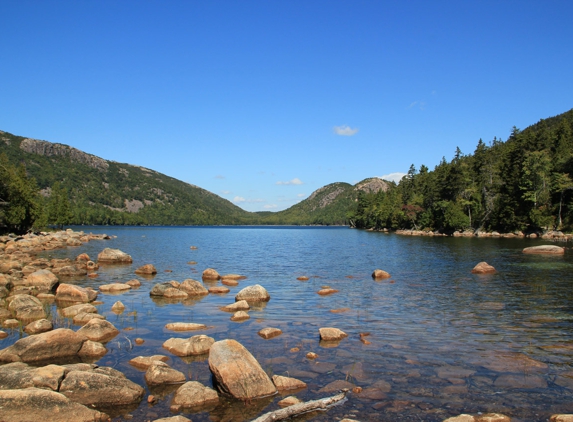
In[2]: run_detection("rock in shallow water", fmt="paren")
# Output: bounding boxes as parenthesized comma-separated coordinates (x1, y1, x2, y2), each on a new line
(208, 339, 277, 399)
(163, 335, 214, 356)
(171, 380, 219, 408)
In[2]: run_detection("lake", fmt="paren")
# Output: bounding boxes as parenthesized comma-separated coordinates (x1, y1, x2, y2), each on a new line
(6, 226, 573, 421)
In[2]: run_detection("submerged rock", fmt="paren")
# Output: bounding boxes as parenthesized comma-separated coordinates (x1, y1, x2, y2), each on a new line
(135, 264, 157, 275)
(272, 375, 307, 391)
(258, 327, 282, 339)
(129, 355, 170, 370)
(221, 300, 250, 312)
(165, 322, 207, 332)
(208, 339, 277, 399)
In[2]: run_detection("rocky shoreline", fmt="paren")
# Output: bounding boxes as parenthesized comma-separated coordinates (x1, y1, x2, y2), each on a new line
(0, 229, 572, 422)
(391, 228, 572, 241)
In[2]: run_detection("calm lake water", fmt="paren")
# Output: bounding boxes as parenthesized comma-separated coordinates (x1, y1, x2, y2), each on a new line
(6, 226, 573, 421)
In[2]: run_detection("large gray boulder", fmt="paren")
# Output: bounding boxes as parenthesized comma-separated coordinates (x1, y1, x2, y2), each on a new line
(97, 248, 133, 264)
(0, 387, 109, 421)
(208, 339, 276, 399)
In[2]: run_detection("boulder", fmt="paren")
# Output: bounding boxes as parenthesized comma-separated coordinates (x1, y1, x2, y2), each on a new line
(209, 286, 230, 294)
(372, 269, 391, 279)
(111, 301, 125, 313)
(22, 269, 58, 290)
(73, 312, 105, 325)
(317, 288, 339, 295)
(24, 319, 53, 335)
(153, 416, 191, 422)
(0, 387, 109, 421)
(75, 253, 90, 262)
(523, 245, 565, 254)
(202, 268, 221, 281)
(258, 327, 282, 340)
(172, 381, 219, 408)
(208, 339, 277, 399)
(165, 322, 207, 332)
(0, 362, 66, 390)
(56, 265, 87, 277)
(145, 361, 186, 386)
(272, 375, 307, 391)
(150, 282, 174, 296)
(56, 283, 98, 303)
(230, 311, 250, 321)
(163, 335, 215, 356)
(235, 284, 270, 302)
(97, 248, 133, 264)
(163, 287, 188, 298)
(319, 327, 348, 341)
(222, 300, 250, 312)
(128, 355, 170, 370)
(551, 416, 573, 422)
(135, 264, 157, 274)
(126, 278, 141, 287)
(179, 279, 208, 296)
(8, 294, 46, 321)
(77, 340, 107, 358)
(471, 262, 497, 274)
(77, 319, 119, 342)
(59, 369, 144, 406)
(0, 328, 87, 363)
(278, 396, 302, 408)
(59, 303, 97, 318)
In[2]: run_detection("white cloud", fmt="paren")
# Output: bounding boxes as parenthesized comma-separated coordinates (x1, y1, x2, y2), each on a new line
(276, 178, 304, 186)
(333, 125, 359, 136)
(220, 190, 231, 195)
(234, 196, 264, 204)
(233, 196, 246, 203)
(378, 172, 407, 183)
(263, 204, 278, 209)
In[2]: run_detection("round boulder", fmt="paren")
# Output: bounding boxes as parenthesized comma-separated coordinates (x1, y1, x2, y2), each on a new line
(97, 248, 133, 264)
(235, 284, 270, 303)
(471, 261, 497, 274)
(163, 335, 215, 357)
(135, 264, 157, 275)
(372, 269, 391, 279)
(202, 268, 221, 281)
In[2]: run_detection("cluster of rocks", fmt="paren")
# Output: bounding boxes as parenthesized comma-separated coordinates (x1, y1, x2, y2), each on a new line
(395, 229, 573, 240)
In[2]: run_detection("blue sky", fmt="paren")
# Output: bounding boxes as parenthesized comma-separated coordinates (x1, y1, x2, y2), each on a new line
(1, 1, 572, 212)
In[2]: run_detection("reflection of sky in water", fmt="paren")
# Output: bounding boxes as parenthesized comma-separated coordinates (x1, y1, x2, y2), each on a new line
(16, 227, 573, 421)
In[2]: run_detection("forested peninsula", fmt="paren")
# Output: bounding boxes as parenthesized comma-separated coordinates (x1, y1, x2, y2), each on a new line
(1, 108, 572, 233)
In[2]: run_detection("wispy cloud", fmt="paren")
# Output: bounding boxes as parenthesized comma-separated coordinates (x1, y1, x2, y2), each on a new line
(378, 172, 407, 183)
(333, 125, 359, 136)
(276, 178, 304, 186)
(220, 190, 231, 195)
(263, 204, 277, 209)
(234, 196, 264, 204)
(408, 100, 426, 111)
(214, 174, 225, 179)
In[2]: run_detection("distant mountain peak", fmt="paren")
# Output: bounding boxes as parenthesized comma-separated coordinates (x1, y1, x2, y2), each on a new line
(354, 177, 390, 194)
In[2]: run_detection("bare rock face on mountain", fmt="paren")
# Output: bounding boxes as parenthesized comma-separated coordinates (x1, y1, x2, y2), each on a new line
(354, 177, 391, 194)
(208, 339, 277, 400)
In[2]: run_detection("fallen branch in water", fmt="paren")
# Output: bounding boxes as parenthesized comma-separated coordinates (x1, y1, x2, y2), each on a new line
(250, 389, 349, 422)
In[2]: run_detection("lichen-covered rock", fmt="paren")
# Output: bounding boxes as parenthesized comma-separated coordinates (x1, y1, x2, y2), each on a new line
(0, 387, 109, 421)
(208, 339, 277, 399)
(235, 284, 270, 302)
(8, 294, 46, 321)
(163, 335, 215, 357)
(59, 369, 144, 406)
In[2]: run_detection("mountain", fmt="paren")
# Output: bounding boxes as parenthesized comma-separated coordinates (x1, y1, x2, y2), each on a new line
(0, 131, 254, 225)
(257, 177, 392, 225)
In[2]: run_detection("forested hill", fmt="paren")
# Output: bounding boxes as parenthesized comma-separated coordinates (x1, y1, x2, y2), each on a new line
(350, 108, 573, 233)
(0, 132, 254, 225)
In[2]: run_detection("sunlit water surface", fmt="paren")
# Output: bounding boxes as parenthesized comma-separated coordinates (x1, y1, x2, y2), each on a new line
(5, 226, 573, 422)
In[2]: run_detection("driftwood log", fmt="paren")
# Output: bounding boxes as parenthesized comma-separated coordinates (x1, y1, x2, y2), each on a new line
(250, 389, 349, 422)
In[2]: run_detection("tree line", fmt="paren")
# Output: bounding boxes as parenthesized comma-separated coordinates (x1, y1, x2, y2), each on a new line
(349, 109, 573, 233)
